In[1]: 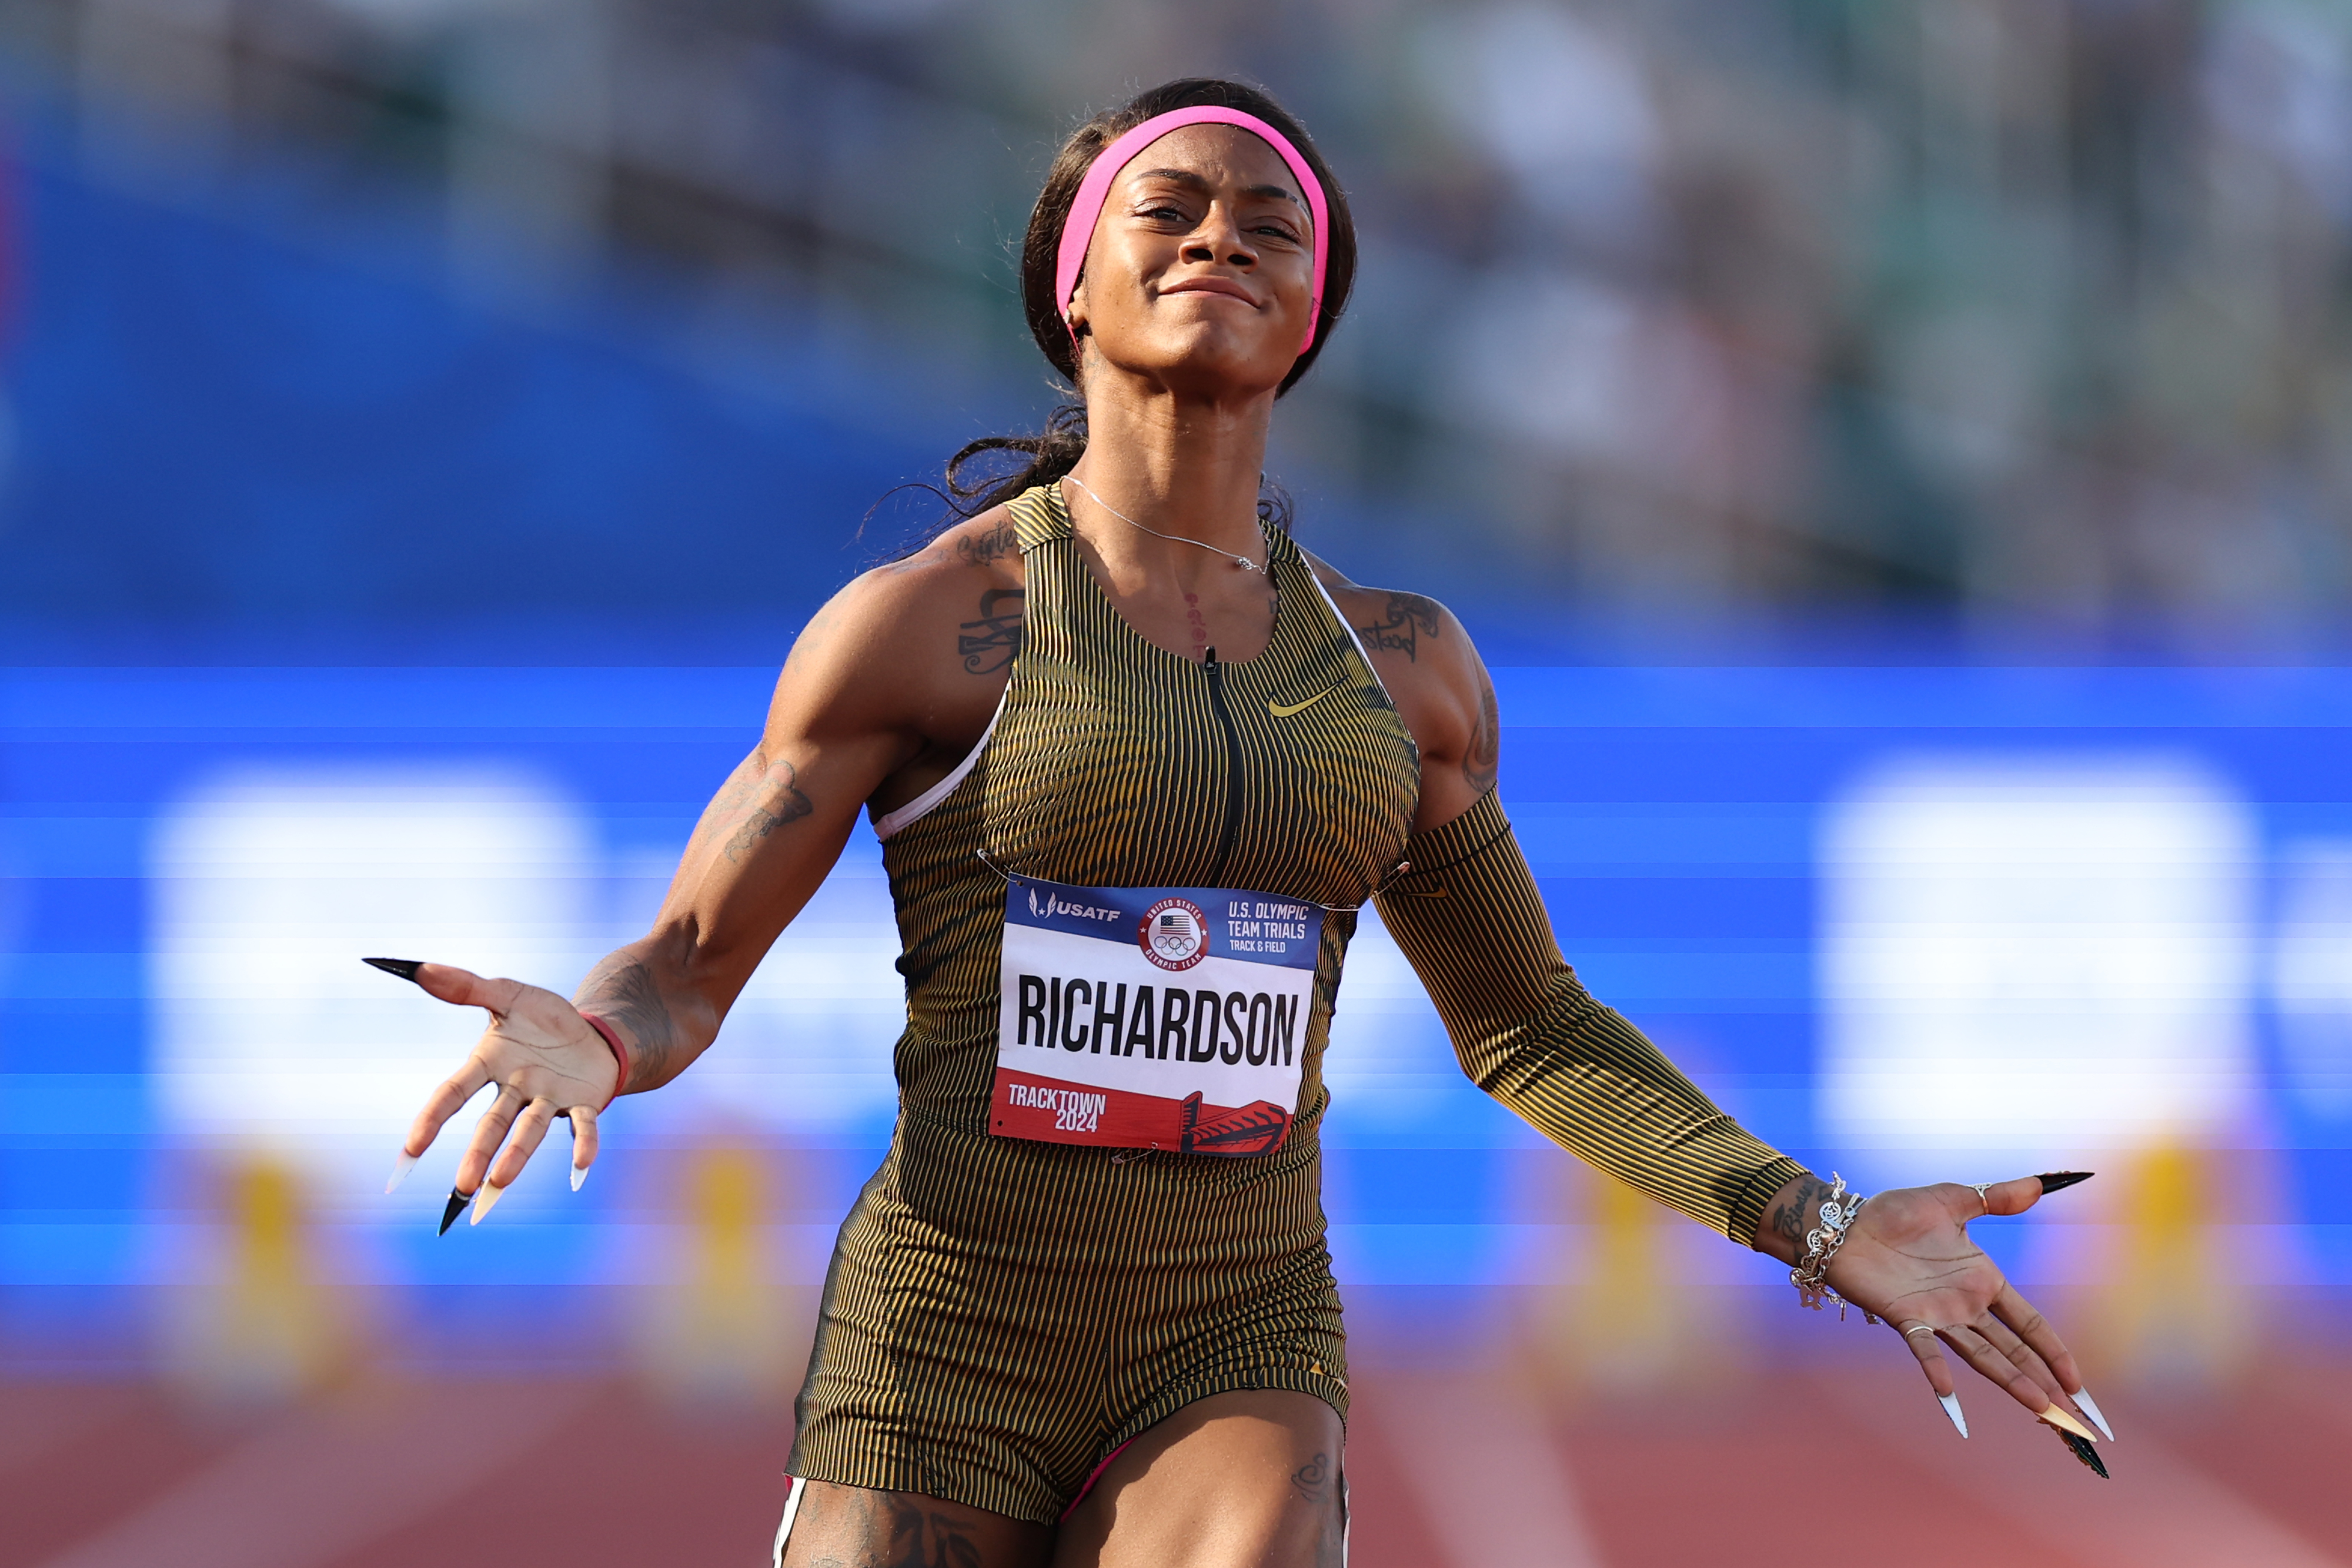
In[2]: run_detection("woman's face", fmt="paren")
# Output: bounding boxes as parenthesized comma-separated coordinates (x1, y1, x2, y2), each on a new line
(1066, 125, 1316, 399)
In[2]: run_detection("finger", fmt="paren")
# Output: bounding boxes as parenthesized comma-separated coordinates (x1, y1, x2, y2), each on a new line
(403, 1057, 494, 1159)
(457, 1083, 527, 1195)
(1896, 1319, 1955, 1399)
(1990, 1279, 2084, 1394)
(1940, 1322, 2060, 1417)
(1969, 1309, 2069, 1407)
(569, 1105, 600, 1191)
(488, 1096, 559, 1190)
(1978, 1175, 2049, 1218)
(411, 962, 527, 1017)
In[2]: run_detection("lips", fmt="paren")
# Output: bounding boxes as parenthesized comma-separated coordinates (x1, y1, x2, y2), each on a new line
(1160, 278, 1259, 306)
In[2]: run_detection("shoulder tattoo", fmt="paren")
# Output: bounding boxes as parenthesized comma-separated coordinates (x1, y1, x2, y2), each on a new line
(1355, 591, 1443, 662)
(954, 516, 1019, 566)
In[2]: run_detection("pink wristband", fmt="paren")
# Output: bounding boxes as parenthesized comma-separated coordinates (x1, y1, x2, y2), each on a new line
(576, 1010, 630, 1109)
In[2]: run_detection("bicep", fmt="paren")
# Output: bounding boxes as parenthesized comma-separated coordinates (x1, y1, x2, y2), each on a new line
(1407, 643, 1496, 833)
(652, 583, 935, 1005)
(1308, 566, 1495, 834)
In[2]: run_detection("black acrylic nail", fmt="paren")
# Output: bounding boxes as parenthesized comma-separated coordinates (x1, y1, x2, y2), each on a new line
(364, 957, 426, 984)
(2035, 1171, 2095, 1195)
(2058, 1428, 2109, 1478)
(438, 1188, 472, 1235)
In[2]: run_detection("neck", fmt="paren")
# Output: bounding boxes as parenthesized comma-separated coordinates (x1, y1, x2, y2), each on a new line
(1065, 372, 1275, 589)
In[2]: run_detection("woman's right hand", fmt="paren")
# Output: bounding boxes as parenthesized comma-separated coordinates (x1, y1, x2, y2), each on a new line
(393, 962, 621, 1211)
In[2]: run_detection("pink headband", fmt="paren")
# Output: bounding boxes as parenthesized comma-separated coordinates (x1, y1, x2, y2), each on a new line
(1054, 106, 1331, 356)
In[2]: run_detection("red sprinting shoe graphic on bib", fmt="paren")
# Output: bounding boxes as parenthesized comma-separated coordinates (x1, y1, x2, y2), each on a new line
(990, 877, 1324, 1156)
(1177, 1093, 1293, 1157)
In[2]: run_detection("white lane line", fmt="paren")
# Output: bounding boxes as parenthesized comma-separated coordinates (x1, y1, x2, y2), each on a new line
(1381, 1373, 1606, 1568)
(31, 1380, 595, 1568)
(1825, 1376, 2345, 1568)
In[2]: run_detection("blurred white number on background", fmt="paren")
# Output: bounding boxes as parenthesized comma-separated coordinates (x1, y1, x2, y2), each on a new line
(1819, 758, 2254, 1147)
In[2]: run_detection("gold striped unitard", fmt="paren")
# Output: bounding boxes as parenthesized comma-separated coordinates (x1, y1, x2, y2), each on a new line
(786, 484, 1805, 1522)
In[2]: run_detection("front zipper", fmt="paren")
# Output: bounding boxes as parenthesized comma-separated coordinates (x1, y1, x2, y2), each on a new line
(1203, 647, 1244, 885)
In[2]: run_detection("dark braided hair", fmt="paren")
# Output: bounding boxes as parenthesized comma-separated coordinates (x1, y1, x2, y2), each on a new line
(939, 78, 1358, 523)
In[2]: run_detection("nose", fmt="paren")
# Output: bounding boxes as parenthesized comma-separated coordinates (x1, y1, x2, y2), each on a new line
(1181, 203, 1256, 269)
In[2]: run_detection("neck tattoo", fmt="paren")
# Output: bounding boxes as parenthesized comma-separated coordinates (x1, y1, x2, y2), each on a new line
(1064, 474, 1265, 574)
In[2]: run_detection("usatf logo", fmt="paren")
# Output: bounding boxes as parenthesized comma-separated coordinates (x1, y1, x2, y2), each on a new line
(1138, 897, 1210, 971)
(1030, 887, 1122, 924)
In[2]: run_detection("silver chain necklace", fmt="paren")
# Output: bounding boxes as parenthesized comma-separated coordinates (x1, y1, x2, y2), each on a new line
(1063, 474, 1264, 574)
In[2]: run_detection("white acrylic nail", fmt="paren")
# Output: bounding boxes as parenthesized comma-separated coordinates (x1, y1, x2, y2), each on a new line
(1939, 1391, 1969, 1438)
(470, 1182, 506, 1224)
(2072, 1386, 2115, 1442)
(386, 1151, 419, 1194)
(571, 1162, 588, 1192)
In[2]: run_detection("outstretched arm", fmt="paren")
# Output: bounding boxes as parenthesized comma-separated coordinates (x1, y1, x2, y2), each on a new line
(1297, 548, 1803, 1236)
(1333, 568, 2106, 1445)
(392, 511, 1025, 1206)
(1373, 791, 1808, 1242)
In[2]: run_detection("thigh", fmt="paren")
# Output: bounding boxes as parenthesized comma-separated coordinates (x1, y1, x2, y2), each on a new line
(780, 1479, 1054, 1568)
(1051, 1390, 1344, 1568)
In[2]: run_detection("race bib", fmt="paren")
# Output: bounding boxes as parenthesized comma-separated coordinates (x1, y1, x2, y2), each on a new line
(991, 875, 1325, 1157)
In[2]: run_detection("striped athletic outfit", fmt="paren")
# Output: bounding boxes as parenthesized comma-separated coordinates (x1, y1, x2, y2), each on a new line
(783, 483, 1804, 1527)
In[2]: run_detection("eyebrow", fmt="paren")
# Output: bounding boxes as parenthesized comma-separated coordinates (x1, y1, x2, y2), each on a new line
(1128, 167, 1303, 209)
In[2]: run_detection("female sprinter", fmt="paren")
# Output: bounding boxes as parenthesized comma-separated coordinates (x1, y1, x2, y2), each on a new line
(383, 78, 2107, 1567)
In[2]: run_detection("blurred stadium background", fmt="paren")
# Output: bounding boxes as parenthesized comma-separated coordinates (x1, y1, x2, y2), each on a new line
(4, 1, 2352, 1563)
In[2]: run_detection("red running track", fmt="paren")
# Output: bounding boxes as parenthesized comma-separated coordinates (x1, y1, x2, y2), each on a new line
(4, 1362, 2348, 1567)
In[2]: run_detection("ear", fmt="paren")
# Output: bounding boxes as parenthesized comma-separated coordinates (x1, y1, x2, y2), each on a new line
(1064, 275, 1089, 337)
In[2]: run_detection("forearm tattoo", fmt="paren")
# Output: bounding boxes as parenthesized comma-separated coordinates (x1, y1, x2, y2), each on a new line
(1766, 1174, 1832, 1258)
(1291, 1450, 1332, 1505)
(958, 587, 1024, 674)
(576, 953, 678, 1089)
(1355, 591, 1442, 661)
(717, 758, 814, 865)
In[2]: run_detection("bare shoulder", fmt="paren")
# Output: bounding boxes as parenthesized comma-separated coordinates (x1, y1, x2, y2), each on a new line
(1299, 548, 1472, 679)
(773, 506, 1027, 745)
(1299, 548, 1498, 827)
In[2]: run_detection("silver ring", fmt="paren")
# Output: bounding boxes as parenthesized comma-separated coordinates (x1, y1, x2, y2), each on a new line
(1903, 1323, 1937, 1339)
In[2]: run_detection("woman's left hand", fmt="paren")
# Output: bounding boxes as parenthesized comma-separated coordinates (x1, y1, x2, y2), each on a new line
(1803, 1177, 2100, 1433)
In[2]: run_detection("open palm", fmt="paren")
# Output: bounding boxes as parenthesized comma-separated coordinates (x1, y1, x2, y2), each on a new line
(1826, 1178, 2098, 1435)
(388, 961, 620, 1207)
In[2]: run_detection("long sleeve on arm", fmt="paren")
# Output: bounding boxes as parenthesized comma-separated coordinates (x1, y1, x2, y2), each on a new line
(1371, 790, 1806, 1245)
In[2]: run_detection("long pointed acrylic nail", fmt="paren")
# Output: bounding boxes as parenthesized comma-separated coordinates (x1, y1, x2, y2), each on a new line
(2072, 1386, 2116, 1442)
(470, 1182, 506, 1225)
(1938, 1391, 1969, 1438)
(2056, 1428, 2110, 1478)
(363, 957, 426, 984)
(386, 1151, 419, 1194)
(437, 1187, 471, 1235)
(2034, 1171, 2094, 1195)
(570, 1161, 589, 1192)
(2037, 1403, 2100, 1443)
